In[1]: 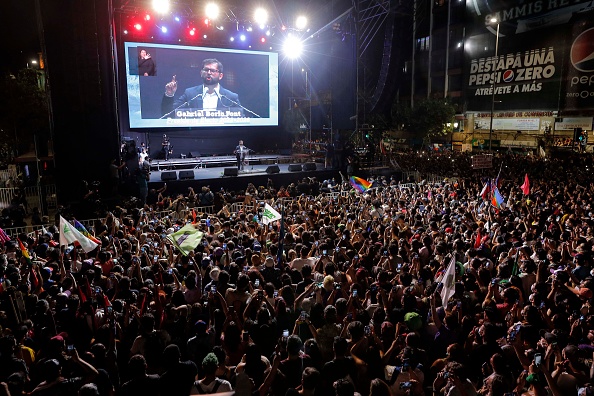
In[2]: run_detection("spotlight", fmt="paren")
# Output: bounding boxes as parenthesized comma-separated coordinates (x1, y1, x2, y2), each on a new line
(246, 26, 253, 32)
(230, 37, 235, 42)
(134, 23, 142, 30)
(123, 29, 128, 34)
(174, 16, 180, 22)
(266, 30, 271, 36)
(152, 0, 170, 14)
(161, 26, 168, 33)
(204, 18, 210, 26)
(254, 8, 268, 25)
(205, 3, 219, 20)
(283, 35, 303, 59)
(261, 37, 266, 43)
(203, 34, 208, 39)
(240, 34, 246, 41)
(189, 29, 195, 36)
(295, 16, 307, 30)
(144, 14, 151, 21)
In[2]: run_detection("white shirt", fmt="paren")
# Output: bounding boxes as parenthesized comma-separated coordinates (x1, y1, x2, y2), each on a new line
(191, 378, 232, 394)
(202, 85, 220, 110)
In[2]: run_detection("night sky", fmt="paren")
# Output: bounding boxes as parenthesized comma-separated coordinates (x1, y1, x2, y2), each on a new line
(0, 0, 41, 73)
(0, 0, 351, 74)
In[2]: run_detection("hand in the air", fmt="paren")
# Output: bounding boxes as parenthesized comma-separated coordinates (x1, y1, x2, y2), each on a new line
(165, 75, 177, 96)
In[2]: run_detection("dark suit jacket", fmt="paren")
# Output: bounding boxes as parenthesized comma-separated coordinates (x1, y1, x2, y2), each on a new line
(161, 84, 242, 117)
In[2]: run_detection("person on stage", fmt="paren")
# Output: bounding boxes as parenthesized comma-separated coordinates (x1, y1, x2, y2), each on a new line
(161, 58, 242, 117)
(234, 140, 248, 171)
(138, 49, 156, 76)
(162, 134, 171, 161)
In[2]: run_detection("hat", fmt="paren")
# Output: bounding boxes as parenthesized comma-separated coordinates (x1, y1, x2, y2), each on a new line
(209, 267, 220, 282)
(540, 330, 557, 344)
(50, 335, 64, 343)
(579, 288, 593, 299)
(252, 242, 262, 252)
(404, 312, 422, 331)
(356, 268, 368, 279)
(264, 256, 275, 268)
(380, 321, 394, 333)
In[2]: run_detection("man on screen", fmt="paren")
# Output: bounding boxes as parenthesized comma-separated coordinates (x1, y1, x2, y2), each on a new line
(161, 58, 242, 117)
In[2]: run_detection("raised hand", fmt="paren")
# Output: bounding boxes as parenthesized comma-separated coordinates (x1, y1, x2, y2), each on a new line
(165, 75, 177, 96)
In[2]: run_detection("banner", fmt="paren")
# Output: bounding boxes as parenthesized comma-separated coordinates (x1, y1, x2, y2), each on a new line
(474, 118, 540, 131)
(465, 0, 594, 112)
(554, 117, 593, 130)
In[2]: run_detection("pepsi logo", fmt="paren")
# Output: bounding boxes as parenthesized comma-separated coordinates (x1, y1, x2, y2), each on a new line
(571, 27, 594, 72)
(502, 70, 514, 82)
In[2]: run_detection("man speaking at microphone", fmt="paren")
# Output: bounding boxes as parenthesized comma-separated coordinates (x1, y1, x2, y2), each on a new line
(160, 58, 243, 117)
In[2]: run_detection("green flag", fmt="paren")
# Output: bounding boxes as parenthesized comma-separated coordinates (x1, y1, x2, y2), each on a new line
(166, 224, 204, 256)
(262, 203, 281, 225)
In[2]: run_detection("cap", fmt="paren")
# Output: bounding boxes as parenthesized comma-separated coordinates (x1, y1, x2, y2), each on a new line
(404, 312, 422, 331)
(579, 288, 593, 299)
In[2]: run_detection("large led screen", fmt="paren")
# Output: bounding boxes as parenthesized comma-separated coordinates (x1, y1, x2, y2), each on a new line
(124, 42, 278, 128)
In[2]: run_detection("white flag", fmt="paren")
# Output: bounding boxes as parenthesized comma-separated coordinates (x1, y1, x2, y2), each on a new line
(261, 203, 282, 225)
(59, 216, 99, 253)
(440, 255, 457, 305)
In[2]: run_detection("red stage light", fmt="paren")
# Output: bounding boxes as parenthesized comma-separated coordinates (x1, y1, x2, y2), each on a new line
(204, 18, 210, 26)
(261, 37, 266, 43)
(144, 14, 151, 21)
(189, 29, 195, 36)
(135, 23, 142, 30)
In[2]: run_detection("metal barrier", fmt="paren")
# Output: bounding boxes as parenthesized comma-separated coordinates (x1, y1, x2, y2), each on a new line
(0, 185, 57, 212)
(0, 169, 18, 184)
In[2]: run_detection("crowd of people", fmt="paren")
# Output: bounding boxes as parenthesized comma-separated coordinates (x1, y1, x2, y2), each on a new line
(0, 150, 594, 396)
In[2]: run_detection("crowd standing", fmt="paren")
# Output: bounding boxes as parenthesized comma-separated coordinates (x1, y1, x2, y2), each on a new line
(0, 150, 594, 396)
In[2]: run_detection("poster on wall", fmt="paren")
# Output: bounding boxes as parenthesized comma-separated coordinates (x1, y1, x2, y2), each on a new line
(465, 0, 594, 112)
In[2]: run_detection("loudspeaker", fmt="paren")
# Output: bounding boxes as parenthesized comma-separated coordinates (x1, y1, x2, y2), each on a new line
(224, 168, 238, 176)
(179, 170, 194, 180)
(161, 171, 177, 181)
(266, 165, 280, 174)
(303, 162, 317, 171)
(288, 164, 302, 172)
(189, 151, 201, 158)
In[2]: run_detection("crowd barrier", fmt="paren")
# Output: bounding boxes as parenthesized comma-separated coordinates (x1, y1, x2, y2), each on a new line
(2, 178, 454, 241)
(0, 185, 57, 213)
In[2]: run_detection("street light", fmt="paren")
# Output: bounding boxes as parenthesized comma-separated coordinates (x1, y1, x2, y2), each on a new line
(488, 17, 500, 151)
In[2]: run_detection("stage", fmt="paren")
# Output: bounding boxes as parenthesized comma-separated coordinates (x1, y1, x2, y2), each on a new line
(146, 155, 349, 194)
(148, 153, 296, 172)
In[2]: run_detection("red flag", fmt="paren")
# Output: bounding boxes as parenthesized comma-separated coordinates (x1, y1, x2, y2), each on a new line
(103, 294, 111, 308)
(480, 180, 491, 200)
(78, 286, 87, 303)
(30, 267, 40, 290)
(474, 229, 482, 249)
(520, 174, 530, 195)
(192, 209, 197, 224)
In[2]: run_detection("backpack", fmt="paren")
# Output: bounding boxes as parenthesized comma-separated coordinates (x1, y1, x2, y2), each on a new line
(193, 378, 224, 394)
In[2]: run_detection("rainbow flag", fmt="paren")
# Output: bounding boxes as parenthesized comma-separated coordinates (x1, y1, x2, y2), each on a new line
(73, 220, 101, 245)
(349, 176, 372, 193)
(491, 187, 504, 208)
(18, 239, 32, 266)
(0, 228, 10, 244)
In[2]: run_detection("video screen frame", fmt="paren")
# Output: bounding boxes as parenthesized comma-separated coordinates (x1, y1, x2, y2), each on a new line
(124, 42, 279, 129)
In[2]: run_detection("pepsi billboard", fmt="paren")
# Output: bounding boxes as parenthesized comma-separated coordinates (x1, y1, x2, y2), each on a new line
(465, 0, 594, 112)
(562, 8, 594, 110)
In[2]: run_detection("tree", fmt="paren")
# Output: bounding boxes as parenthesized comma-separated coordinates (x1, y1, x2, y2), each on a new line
(391, 98, 455, 139)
